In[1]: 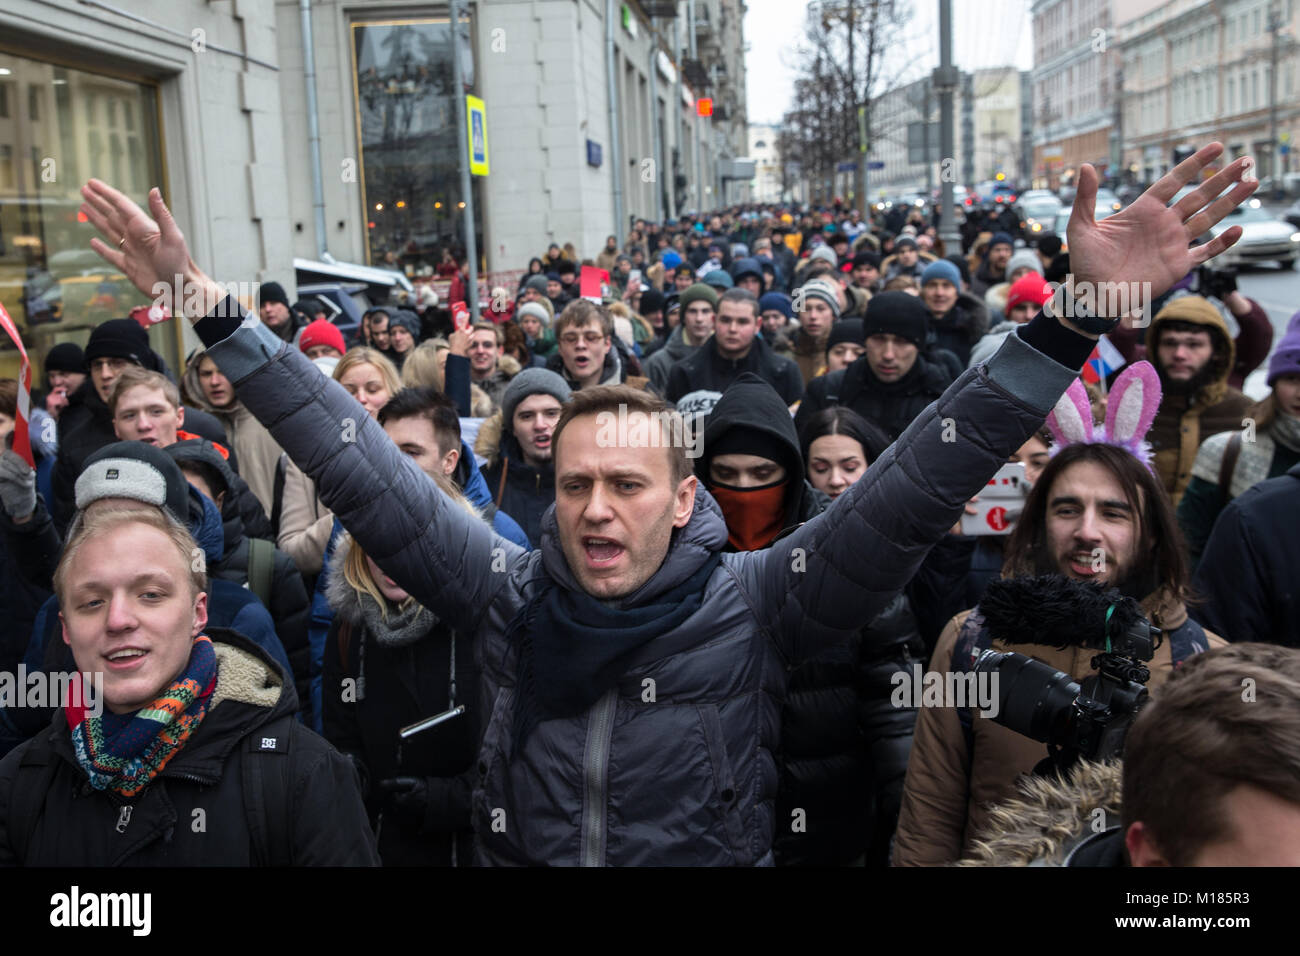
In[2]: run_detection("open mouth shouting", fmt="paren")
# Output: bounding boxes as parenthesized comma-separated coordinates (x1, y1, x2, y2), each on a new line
(583, 535, 625, 569)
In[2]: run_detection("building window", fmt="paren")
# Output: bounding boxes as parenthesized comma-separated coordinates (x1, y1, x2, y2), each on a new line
(351, 17, 484, 274)
(0, 84, 8, 119)
(0, 55, 164, 384)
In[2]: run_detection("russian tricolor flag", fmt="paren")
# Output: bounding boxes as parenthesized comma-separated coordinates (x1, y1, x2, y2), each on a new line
(1081, 334, 1126, 385)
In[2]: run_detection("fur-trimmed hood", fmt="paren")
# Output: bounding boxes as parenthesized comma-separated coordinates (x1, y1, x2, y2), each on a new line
(958, 759, 1124, 866)
(474, 410, 508, 468)
(324, 533, 368, 627)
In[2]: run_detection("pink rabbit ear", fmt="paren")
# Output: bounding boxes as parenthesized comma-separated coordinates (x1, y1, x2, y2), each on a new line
(1105, 361, 1162, 447)
(1046, 378, 1094, 447)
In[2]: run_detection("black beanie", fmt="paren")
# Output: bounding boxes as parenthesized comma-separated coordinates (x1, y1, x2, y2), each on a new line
(639, 288, 666, 314)
(862, 291, 930, 348)
(707, 425, 791, 474)
(259, 281, 290, 308)
(45, 342, 85, 374)
(827, 318, 865, 351)
(84, 318, 155, 369)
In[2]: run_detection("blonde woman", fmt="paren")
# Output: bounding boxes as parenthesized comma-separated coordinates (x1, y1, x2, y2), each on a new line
(323, 470, 484, 865)
(277, 347, 402, 576)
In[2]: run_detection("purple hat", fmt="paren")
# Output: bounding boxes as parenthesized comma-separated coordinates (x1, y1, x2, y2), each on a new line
(1267, 310, 1300, 386)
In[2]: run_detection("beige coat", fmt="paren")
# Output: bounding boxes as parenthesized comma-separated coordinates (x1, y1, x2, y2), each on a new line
(276, 457, 334, 576)
(183, 352, 286, 515)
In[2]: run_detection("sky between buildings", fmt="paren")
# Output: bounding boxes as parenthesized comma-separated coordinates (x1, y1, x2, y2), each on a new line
(744, 0, 1035, 126)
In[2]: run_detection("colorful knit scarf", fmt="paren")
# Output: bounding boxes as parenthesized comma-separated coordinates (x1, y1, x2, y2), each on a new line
(65, 635, 218, 797)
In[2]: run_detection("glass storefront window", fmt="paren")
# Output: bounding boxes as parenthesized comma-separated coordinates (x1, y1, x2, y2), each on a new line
(0, 53, 168, 383)
(351, 18, 484, 279)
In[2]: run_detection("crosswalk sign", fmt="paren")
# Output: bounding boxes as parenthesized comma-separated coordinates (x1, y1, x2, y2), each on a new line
(467, 96, 489, 176)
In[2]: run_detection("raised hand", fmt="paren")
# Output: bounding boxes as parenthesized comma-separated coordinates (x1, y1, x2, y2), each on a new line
(1065, 143, 1257, 318)
(80, 180, 224, 322)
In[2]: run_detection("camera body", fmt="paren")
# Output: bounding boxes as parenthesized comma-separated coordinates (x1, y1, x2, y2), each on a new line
(973, 591, 1161, 776)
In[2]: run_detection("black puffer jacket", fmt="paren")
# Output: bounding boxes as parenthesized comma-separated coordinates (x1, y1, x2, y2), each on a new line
(322, 536, 481, 865)
(475, 414, 554, 549)
(665, 334, 804, 406)
(0, 628, 378, 865)
(795, 351, 955, 441)
(775, 590, 928, 866)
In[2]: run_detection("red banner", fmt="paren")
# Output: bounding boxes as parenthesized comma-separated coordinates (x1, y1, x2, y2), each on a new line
(580, 265, 603, 303)
(0, 302, 33, 467)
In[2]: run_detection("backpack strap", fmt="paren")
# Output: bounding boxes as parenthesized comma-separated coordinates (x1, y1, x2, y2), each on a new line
(1217, 431, 1243, 509)
(246, 538, 275, 610)
(240, 713, 296, 867)
(950, 611, 991, 759)
(495, 459, 509, 509)
(6, 745, 57, 863)
(1166, 617, 1210, 665)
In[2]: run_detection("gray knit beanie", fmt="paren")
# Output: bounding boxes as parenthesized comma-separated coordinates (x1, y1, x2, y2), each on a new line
(500, 367, 572, 424)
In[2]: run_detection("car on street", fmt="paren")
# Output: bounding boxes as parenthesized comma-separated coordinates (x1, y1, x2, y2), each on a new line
(972, 180, 1018, 209)
(1285, 198, 1300, 230)
(1171, 188, 1300, 269)
(1094, 188, 1123, 214)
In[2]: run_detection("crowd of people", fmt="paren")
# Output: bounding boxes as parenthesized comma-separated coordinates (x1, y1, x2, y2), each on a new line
(0, 144, 1297, 867)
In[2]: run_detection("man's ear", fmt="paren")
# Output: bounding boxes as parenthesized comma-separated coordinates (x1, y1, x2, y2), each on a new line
(176, 405, 185, 429)
(214, 490, 226, 510)
(674, 475, 697, 528)
(61, 612, 71, 648)
(191, 590, 209, 638)
(441, 444, 460, 476)
(1125, 821, 1170, 867)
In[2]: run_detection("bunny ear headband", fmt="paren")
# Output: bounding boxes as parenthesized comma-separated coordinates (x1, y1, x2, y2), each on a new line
(1045, 361, 1162, 471)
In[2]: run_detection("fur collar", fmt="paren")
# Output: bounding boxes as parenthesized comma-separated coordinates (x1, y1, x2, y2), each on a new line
(957, 759, 1124, 866)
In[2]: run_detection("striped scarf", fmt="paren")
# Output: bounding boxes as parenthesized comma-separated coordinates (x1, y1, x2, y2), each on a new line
(65, 635, 218, 797)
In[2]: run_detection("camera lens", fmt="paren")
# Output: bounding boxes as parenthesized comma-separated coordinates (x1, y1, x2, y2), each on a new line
(975, 651, 1080, 744)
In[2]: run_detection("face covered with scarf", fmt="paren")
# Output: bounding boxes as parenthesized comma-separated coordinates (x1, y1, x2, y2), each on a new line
(59, 510, 209, 715)
(707, 450, 791, 552)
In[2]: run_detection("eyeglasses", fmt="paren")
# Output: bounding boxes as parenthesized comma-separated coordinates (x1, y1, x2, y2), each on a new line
(560, 332, 606, 346)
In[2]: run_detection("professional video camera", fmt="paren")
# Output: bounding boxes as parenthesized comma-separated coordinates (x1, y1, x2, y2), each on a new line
(972, 574, 1162, 778)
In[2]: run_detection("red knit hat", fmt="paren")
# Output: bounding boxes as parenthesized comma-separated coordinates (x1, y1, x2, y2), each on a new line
(1005, 272, 1053, 314)
(299, 319, 345, 356)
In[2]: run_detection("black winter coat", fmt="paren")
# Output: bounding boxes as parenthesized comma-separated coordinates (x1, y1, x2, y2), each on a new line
(795, 352, 955, 442)
(665, 334, 804, 406)
(1192, 464, 1300, 648)
(322, 537, 481, 865)
(0, 628, 378, 865)
(477, 419, 554, 550)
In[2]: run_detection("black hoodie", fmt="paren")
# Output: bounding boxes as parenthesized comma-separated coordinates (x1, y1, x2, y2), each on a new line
(697, 373, 826, 543)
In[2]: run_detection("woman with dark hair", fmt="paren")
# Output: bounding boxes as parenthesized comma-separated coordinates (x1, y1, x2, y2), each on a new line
(773, 406, 960, 867)
(517, 258, 545, 290)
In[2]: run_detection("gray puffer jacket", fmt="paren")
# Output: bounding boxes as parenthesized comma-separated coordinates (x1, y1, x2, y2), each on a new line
(200, 306, 1080, 866)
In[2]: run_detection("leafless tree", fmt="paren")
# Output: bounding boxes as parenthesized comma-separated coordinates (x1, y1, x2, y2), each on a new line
(778, 0, 914, 205)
